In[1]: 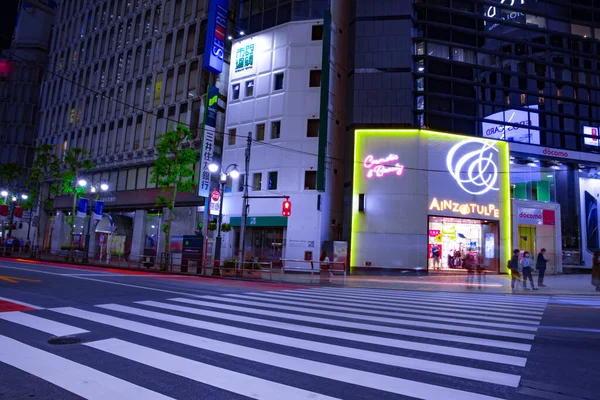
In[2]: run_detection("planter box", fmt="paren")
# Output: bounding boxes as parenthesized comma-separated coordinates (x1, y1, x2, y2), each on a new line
(243, 270, 261, 279)
(222, 268, 236, 277)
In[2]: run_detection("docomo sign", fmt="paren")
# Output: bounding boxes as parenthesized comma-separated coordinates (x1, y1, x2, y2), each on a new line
(429, 198, 500, 218)
(363, 154, 405, 179)
(517, 208, 555, 225)
(446, 140, 499, 195)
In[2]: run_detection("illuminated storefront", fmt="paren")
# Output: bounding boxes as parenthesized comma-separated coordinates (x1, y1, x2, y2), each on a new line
(351, 129, 511, 273)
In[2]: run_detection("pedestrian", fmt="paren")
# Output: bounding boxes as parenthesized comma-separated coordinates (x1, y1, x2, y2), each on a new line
(536, 248, 549, 287)
(431, 244, 440, 269)
(464, 253, 476, 287)
(521, 251, 538, 290)
(476, 258, 486, 289)
(509, 249, 521, 291)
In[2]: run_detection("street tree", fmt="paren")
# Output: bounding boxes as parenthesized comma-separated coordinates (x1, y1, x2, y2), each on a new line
(59, 148, 95, 252)
(150, 124, 196, 264)
(24, 144, 61, 247)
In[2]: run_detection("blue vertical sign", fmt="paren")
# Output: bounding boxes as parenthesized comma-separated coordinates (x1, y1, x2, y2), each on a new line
(93, 201, 104, 220)
(206, 85, 219, 128)
(203, 0, 229, 74)
(77, 198, 89, 218)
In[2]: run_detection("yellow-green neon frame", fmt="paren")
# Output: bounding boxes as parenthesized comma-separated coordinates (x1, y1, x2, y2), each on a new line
(350, 129, 512, 273)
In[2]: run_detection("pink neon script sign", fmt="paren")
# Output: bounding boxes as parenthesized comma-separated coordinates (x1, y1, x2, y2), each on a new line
(363, 154, 405, 178)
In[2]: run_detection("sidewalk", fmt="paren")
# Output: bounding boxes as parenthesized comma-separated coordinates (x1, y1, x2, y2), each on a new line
(2, 253, 598, 295)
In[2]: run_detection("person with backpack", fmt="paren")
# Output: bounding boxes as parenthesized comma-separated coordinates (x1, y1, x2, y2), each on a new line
(520, 251, 538, 290)
(509, 249, 521, 291)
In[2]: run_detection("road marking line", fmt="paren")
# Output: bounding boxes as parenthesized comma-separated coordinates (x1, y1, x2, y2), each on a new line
(233, 292, 542, 324)
(86, 338, 340, 400)
(0, 312, 88, 336)
(0, 296, 42, 310)
(203, 295, 538, 338)
(0, 334, 173, 400)
(51, 307, 504, 400)
(99, 303, 521, 386)
(276, 290, 545, 318)
(138, 300, 527, 367)
(170, 297, 532, 351)
(538, 326, 600, 333)
(304, 288, 549, 308)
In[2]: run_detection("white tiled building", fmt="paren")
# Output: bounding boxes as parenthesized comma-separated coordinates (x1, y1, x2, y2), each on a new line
(219, 19, 348, 265)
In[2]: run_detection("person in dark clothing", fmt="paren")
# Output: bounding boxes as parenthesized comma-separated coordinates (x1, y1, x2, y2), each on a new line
(536, 248, 549, 287)
(509, 249, 521, 290)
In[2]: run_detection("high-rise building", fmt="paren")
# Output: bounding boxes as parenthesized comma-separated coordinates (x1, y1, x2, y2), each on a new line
(347, 0, 600, 272)
(37, 0, 236, 258)
(0, 0, 57, 188)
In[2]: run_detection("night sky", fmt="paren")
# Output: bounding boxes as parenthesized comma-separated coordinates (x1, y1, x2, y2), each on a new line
(1, 0, 21, 50)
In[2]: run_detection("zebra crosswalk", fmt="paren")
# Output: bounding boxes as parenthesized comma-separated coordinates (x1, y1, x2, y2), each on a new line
(0, 287, 550, 399)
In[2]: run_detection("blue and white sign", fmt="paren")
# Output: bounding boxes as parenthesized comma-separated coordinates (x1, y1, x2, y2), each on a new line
(77, 198, 89, 218)
(203, 0, 229, 74)
(93, 201, 104, 220)
(206, 85, 219, 128)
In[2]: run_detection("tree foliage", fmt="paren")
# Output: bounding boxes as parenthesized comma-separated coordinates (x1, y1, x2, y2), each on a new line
(23, 144, 61, 210)
(150, 124, 197, 257)
(0, 163, 24, 199)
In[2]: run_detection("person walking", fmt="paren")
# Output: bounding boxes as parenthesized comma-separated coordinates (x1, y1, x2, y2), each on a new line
(521, 251, 538, 290)
(464, 253, 476, 287)
(509, 249, 521, 291)
(536, 248, 549, 287)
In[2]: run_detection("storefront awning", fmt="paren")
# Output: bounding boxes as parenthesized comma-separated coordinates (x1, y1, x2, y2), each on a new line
(230, 216, 288, 227)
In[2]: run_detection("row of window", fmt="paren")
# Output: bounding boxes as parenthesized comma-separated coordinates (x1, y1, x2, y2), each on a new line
(233, 170, 318, 192)
(230, 69, 321, 101)
(227, 118, 320, 145)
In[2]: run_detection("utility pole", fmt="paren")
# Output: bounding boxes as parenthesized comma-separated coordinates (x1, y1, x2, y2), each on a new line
(238, 133, 251, 269)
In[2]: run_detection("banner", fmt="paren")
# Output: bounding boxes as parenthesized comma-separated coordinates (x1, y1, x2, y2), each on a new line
(206, 85, 219, 128)
(13, 206, 23, 220)
(0, 204, 8, 220)
(198, 128, 215, 198)
(77, 198, 89, 218)
(202, 0, 229, 74)
(93, 201, 104, 220)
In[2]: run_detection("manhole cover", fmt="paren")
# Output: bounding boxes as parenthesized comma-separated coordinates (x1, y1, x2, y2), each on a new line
(47, 336, 83, 345)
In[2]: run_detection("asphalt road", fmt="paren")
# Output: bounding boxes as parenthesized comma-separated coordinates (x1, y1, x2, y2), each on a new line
(1, 259, 599, 400)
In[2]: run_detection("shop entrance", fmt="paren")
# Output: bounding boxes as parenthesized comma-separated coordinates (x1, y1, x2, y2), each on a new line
(518, 225, 556, 274)
(428, 216, 499, 272)
(234, 227, 284, 266)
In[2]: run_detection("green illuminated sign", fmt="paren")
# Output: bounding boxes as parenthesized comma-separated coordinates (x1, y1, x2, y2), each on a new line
(235, 44, 255, 72)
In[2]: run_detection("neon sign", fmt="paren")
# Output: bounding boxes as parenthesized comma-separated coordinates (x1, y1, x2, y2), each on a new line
(484, 0, 525, 32)
(446, 140, 499, 195)
(363, 154, 405, 178)
(429, 198, 500, 218)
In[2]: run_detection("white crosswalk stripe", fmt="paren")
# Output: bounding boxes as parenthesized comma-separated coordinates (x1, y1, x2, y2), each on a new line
(0, 287, 548, 400)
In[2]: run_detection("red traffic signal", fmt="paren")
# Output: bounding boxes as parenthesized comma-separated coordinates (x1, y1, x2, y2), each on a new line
(282, 200, 291, 216)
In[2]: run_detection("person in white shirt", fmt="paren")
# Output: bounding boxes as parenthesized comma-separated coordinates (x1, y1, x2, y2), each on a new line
(520, 251, 538, 290)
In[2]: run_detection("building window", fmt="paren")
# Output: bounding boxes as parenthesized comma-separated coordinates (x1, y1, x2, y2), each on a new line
(256, 123, 265, 141)
(271, 120, 281, 139)
(304, 171, 317, 190)
(309, 70, 321, 87)
(274, 72, 284, 90)
(312, 25, 324, 40)
(246, 80, 254, 97)
(238, 174, 245, 192)
(268, 171, 278, 190)
(228, 128, 236, 145)
(307, 119, 319, 137)
(232, 83, 240, 100)
(252, 173, 262, 191)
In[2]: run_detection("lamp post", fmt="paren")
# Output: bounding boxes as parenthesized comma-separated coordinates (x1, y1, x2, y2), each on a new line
(78, 179, 109, 264)
(208, 163, 239, 272)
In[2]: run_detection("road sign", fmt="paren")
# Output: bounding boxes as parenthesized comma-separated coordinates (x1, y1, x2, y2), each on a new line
(211, 189, 221, 202)
(99, 235, 105, 243)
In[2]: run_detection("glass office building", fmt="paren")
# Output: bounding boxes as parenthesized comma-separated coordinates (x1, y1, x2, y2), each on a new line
(347, 0, 600, 269)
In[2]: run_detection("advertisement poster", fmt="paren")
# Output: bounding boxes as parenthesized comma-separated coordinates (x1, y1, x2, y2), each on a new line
(579, 177, 600, 267)
(484, 233, 495, 259)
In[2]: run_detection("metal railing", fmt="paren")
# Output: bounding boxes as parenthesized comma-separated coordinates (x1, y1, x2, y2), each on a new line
(281, 259, 347, 284)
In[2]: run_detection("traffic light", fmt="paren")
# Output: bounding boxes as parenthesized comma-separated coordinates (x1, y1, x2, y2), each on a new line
(282, 200, 291, 216)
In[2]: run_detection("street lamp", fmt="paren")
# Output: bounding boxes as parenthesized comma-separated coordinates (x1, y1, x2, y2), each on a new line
(213, 163, 239, 274)
(0, 189, 29, 238)
(81, 182, 109, 264)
